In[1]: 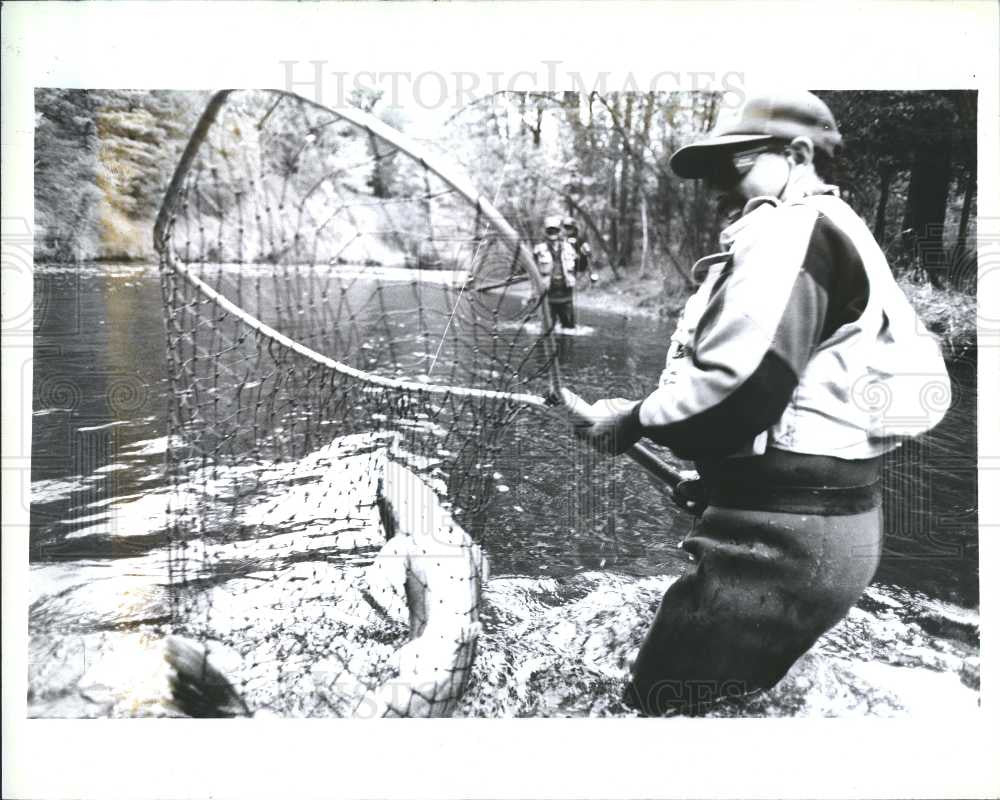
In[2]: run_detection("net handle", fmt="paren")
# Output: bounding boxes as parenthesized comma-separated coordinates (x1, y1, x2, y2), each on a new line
(627, 439, 683, 489)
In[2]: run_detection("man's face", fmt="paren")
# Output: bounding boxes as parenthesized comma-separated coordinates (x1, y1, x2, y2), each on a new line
(704, 142, 791, 217)
(545, 224, 561, 241)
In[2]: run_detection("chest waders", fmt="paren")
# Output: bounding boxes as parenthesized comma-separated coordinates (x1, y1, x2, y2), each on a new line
(625, 450, 882, 715)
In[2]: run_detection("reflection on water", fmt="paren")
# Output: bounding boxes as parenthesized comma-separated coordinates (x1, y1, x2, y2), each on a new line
(29, 263, 980, 716)
(32, 265, 171, 562)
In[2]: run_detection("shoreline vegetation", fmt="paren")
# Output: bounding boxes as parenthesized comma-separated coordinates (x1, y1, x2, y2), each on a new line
(574, 267, 978, 359)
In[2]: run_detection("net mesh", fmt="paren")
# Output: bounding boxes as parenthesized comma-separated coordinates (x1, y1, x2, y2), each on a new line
(157, 90, 565, 716)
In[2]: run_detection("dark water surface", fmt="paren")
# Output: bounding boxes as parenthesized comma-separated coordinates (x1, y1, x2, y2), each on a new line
(28, 263, 980, 717)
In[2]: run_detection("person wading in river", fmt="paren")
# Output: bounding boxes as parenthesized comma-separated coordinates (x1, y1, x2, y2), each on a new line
(533, 214, 580, 330)
(562, 91, 951, 715)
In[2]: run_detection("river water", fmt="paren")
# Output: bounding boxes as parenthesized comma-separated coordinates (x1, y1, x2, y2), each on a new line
(28, 262, 980, 717)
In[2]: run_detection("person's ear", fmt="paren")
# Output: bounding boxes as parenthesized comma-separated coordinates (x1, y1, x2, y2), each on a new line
(787, 137, 815, 166)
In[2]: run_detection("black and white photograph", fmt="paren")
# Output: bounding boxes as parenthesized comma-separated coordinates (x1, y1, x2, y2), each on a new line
(3, 3, 998, 799)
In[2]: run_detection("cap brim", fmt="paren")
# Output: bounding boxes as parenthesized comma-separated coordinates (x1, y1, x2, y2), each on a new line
(669, 134, 775, 178)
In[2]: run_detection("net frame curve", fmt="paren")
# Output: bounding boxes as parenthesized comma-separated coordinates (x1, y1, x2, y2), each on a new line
(154, 89, 563, 407)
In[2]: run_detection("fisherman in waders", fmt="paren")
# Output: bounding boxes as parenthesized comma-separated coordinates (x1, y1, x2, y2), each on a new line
(562, 91, 950, 714)
(533, 214, 580, 329)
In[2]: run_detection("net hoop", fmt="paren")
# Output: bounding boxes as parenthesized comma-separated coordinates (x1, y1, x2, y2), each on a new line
(167, 256, 549, 410)
(154, 89, 563, 402)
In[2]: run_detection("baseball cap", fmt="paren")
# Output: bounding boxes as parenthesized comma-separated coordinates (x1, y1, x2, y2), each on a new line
(670, 90, 842, 179)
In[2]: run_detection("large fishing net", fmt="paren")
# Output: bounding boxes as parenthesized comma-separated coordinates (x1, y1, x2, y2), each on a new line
(155, 89, 586, 716)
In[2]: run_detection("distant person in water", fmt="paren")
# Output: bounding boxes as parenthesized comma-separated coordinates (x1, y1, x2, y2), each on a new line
(533, 214, 580, 330)
(561, 216, 598, 285)
(563, 91, 951, 714)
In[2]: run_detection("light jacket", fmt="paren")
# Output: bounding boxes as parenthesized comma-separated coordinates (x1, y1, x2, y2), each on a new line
(628, 180, 950, 463)
(533, 240, 578, 291)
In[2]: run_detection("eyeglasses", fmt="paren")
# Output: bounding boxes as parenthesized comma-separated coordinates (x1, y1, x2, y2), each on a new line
(545, 227, 561, 235)
(705, 141, 784, 188)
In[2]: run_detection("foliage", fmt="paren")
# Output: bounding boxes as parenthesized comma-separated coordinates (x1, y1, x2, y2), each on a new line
(442, 90, 977, 295)
(443, 91, 724, 287)
(814, 90, 976, 288)
(35, 89, 207, 261)
(895, 272, 977, 357)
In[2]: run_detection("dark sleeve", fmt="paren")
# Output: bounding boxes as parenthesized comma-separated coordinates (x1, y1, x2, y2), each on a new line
(633, 207, 869, 459)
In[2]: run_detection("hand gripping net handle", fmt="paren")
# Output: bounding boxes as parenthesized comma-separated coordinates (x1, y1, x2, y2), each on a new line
(154, 89, 680, 483)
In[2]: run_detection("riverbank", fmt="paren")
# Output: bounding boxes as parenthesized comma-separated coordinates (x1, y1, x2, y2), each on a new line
(574, 271, 687, 321)
(577, 268, 978, 357)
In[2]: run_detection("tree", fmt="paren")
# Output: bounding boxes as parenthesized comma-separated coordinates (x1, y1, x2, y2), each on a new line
(435, 90, 974, 294)
(34, 89, 206, 261)
(816, 90, 976, 287)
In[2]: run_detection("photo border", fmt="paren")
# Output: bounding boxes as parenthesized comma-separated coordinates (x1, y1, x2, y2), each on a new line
(3, 2, 998, 798)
